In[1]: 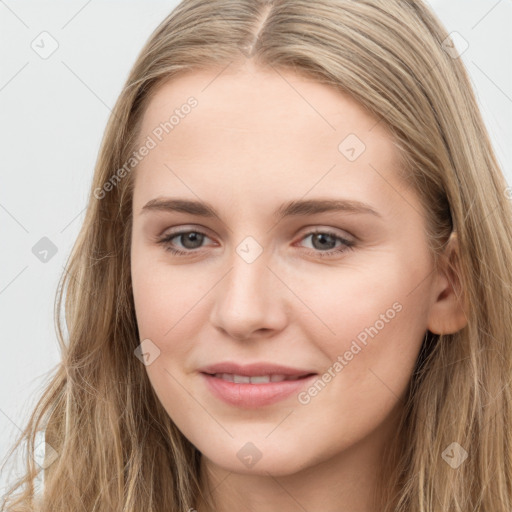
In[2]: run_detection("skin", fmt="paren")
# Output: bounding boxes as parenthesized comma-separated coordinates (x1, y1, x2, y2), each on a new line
(130, 60, 467, 512)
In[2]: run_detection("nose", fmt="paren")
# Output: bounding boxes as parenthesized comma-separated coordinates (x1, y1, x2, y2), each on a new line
(209, 247, 288, 341)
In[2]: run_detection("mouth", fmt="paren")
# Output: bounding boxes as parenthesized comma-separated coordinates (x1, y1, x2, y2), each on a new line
(198, 363, 317, 408)
(204, 372, 315, 383)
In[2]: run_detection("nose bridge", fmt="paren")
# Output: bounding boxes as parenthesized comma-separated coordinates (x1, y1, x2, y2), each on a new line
(209, 237, 286, 339)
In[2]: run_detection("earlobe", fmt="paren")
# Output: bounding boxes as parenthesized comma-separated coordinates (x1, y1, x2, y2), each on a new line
(427, 232, 469, 335)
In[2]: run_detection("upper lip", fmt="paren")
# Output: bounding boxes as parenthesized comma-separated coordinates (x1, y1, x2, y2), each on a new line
(199, 362, 316, 377)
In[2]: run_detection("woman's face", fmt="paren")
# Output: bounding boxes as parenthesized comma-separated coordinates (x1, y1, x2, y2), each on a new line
(130, 62, 450, 476)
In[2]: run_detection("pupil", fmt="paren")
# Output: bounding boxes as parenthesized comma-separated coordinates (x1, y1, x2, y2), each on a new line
(313, 233, 335, 250)
(182, 232, 203, 249)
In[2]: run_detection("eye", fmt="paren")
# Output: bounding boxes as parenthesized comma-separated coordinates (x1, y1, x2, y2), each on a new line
(296, 229, 355, 258)
(156, 228, 356, 258)
(157, 229, 214, 256)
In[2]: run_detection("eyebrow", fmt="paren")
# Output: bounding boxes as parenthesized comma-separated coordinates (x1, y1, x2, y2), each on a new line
(140, 197, 382, 220)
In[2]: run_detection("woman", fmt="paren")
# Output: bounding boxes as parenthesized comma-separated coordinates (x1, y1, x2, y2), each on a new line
(2, 1, 511, 511)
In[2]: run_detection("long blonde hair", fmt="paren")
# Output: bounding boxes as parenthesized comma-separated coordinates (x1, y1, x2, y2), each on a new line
(2, 1, 512, 510)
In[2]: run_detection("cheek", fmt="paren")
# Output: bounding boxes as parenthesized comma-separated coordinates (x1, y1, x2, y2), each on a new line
(131, 255, 206, 425)
(305, 252, 431, 392)
(131, 250, 220, 385)
(286, 267, 430, 456)
(131, 245, 201, 339)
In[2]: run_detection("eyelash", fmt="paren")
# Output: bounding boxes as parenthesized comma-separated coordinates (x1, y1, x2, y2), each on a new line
(156, 228, 356, 258)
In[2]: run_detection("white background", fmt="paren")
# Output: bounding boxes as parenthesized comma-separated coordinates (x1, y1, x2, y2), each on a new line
(1, 0, 511, 494)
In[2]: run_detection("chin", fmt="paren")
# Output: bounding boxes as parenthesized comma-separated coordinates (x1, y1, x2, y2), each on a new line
(198, 438, 317, 477)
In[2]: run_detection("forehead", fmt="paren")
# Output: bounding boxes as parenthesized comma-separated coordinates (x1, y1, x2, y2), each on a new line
(139, 63, 395, 150)
(132, 64, 407, 216)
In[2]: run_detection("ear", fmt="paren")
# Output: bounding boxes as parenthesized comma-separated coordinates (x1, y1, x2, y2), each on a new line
(427, 231, 468, 335)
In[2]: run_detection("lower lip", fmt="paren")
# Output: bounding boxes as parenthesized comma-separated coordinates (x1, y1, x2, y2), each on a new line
(200, 373, 317, 408)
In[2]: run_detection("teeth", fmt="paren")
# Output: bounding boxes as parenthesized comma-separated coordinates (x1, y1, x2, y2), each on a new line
(250, 375, 271, 383)
(213, 373, 299, 384)
(233, 374, 250, 384)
